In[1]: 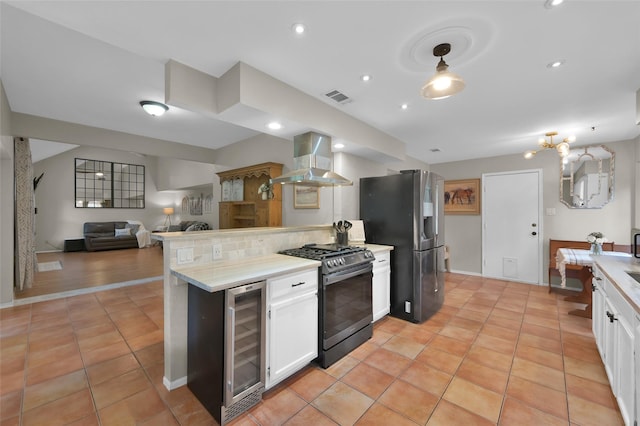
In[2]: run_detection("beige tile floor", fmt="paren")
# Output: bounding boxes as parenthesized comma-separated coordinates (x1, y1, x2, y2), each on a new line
(0, 273, 624, 425)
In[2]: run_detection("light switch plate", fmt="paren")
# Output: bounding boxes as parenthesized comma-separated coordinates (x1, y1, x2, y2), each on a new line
(213, 244, 222, 260)
(177, 247, 194, 264)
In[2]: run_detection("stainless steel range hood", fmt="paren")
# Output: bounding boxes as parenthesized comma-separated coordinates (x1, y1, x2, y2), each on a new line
(270, 132, 353, 186)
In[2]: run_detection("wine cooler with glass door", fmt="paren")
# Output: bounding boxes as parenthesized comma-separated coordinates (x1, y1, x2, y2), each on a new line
(187, 280, 266, 425)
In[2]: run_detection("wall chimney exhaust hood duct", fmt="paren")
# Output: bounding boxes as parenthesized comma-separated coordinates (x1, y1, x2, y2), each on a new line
(270, 132, 353, 186)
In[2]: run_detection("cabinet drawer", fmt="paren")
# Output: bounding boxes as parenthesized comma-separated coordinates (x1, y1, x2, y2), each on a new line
(268, 269, 318, 300)
(372, 251, 390, 268)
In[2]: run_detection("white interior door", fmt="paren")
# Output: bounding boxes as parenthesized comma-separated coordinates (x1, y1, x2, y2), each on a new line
(482, 170, 542, 284)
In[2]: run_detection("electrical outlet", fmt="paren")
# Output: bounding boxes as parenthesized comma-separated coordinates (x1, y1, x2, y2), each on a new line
(177, 247, 194, 264)
(213, 244, 222, 260)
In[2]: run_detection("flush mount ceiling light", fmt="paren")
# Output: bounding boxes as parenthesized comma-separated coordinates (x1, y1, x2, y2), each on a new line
(266, 121, 282, 130)
(524, 131, 576, 159)
(547, 59, 565, 68)
(292, 23, 306, 35)
(421, 43, 465, 100)
(545, 0, 564, 9)
(140, 101, 168, 116)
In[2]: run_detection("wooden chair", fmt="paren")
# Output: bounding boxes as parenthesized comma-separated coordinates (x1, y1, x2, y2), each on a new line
(548, 239, 614, 318)
(444, 245, 450, 272)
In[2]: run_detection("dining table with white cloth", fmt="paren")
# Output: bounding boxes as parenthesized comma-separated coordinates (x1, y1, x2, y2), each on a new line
(556, 248, 631, 288)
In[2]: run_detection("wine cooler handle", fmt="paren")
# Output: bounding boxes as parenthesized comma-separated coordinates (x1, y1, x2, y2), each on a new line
(227, 306, 235, 393)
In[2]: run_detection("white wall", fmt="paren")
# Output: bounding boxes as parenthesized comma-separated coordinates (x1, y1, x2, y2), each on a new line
(33, 146, 216, 251)
(431, 138, 636, 276)
(211, 135, 429, 227)
(155, 157, 216, 191)
(1, 81, 14, 305)
(0, 136, 14, 305)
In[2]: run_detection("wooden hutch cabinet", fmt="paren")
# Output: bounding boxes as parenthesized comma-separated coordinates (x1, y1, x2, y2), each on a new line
(217, 162, 283, 229)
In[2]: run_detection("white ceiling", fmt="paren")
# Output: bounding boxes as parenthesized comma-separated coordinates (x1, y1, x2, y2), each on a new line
(2, 1, 639, 165)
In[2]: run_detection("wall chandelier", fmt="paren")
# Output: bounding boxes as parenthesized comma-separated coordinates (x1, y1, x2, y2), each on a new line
(421, 43, 465, 100)
(524, 131, 576, 159)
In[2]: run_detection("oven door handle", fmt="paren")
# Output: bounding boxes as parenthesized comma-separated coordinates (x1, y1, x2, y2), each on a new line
(324, 263, 373, 286)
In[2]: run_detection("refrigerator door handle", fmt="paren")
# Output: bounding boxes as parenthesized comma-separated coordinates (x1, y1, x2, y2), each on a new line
(434, 180, 439, 239)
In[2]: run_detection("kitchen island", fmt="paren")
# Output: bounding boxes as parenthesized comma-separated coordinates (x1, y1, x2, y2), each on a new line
(152, 224, 393, 392)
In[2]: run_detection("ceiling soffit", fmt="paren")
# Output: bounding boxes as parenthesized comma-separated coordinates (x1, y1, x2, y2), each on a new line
(165, 60, 406, 164)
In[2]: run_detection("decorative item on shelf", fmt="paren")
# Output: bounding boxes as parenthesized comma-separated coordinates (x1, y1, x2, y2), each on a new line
(258, 182, 273, 200)
(524, 131, 576, 159)
(421, 42, 465, 100)
(587, 231, 606, 255)
(163, 207, 174, 228)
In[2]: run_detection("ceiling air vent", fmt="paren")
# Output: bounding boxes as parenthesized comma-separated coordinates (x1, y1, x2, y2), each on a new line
(325, 89, 352, 105)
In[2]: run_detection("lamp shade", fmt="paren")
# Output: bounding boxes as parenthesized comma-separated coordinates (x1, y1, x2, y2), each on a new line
(163, 207, 174, 215)
(421, 60, 465, 100)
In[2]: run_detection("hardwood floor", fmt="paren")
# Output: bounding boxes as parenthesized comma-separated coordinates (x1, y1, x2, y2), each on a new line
(17, 246, 164, 299)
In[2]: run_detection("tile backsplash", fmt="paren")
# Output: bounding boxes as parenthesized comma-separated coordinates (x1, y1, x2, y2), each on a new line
(165, 227, 334, 267)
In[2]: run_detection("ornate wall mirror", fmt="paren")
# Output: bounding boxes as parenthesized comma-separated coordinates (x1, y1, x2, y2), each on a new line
(75, 158, 145, 208)
(559, 145, 614, 208)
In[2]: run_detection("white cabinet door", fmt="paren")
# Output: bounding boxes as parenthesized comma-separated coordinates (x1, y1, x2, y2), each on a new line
(372, 251, 391, 322)
(635, 316, 640, 426)
(603, 295, 617, 384)
(592, 274, 605, 356)
(267, 291, 317, 389)
(614, 313, 634, 426)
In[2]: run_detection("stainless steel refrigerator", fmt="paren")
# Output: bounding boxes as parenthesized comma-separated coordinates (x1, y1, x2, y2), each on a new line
(360, 170, 445, 323)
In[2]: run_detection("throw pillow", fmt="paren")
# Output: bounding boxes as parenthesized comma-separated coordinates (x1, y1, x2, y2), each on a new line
(125, 223, 140, 234)
(185, 222, 210, 232)
(115, 228, 131, 237)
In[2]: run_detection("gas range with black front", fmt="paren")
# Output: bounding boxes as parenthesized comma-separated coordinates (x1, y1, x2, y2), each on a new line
(279, 243, 375, 368)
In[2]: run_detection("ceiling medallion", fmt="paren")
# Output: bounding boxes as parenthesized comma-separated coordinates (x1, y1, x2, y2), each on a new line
(399, 18, 493, 73)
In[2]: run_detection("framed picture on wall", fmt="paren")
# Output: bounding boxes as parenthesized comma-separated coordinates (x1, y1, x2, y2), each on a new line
(294, 185, 319, 209)
(444, 178, 481, 215)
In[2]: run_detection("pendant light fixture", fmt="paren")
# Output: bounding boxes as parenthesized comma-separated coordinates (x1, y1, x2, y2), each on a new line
(421, 43, 465, 100)
(523, 131, 576, 159)
(140, 100, 169, 116)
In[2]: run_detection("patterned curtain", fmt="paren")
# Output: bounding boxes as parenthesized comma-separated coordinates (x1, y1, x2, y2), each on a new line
(14, 137, 35, 291)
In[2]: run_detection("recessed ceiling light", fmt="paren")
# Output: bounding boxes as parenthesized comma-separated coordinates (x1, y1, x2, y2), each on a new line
(544, 0, 564, 8)
(140, 100, 168, 116)
(401, 103, 409, 110)
(361, 74, 372, 82)
(547, 59, 565, 68)
(334, 143, 345, 149)
(267, 121, 282, 130)
(292, 23, 305, 35)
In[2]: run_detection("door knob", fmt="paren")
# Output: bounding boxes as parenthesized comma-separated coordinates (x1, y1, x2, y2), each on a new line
(531, 231, 537, 236)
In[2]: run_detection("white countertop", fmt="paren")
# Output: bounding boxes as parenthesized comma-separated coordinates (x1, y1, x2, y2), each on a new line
(171, 253, 321, 293)
(171, 244, 392, 293)
(352, 243, 394, 254)
(171, 254, 320, 292)
(594, 254, 640, 315)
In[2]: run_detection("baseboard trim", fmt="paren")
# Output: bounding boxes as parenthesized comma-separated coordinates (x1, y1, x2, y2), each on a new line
(6, 276, 163, 307)
(163, 375, 188, 391)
